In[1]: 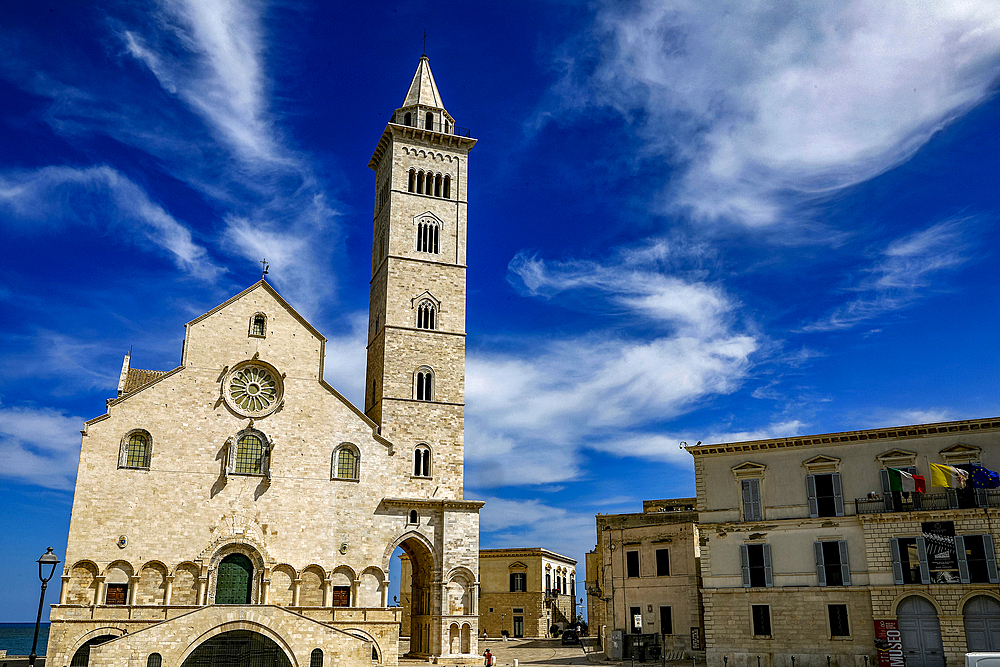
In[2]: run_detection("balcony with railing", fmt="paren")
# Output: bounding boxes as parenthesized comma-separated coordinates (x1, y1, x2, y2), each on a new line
(855, 488, 1000, 514)
(391, 112, 472, 137)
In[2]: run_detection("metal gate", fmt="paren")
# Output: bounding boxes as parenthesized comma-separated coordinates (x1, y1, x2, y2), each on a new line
(181, 630, 291, 667)
(70, 635, 118, 667)
(965, 596, 1000, 651)
(899, 596, 945, 667)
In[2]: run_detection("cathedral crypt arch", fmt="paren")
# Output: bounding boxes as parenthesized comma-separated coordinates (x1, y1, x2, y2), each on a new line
(181, 630, 293, 667)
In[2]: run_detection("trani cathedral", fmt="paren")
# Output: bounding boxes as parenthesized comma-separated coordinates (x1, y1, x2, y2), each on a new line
(47, 56, 482, 667)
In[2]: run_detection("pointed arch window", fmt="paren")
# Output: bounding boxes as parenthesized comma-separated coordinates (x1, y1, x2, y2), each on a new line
(416, 301, 436, 330)
(415, 366, 434, 400)
(119, 430, 152, 469)
(416, 219, 440, 254)
(414, 445, 431, 477)
(333, 443, 360, 481)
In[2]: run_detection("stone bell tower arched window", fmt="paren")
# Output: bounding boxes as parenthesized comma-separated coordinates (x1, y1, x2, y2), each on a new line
(417, 300, 436, 330)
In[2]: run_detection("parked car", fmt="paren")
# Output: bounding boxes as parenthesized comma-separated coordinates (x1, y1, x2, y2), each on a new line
(561, 630, 581, 645)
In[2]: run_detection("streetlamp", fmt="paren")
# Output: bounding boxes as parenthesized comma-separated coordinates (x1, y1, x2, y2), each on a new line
(29, 547, 61, 667)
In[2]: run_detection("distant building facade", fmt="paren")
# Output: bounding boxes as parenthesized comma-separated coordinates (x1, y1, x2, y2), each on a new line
(590, 499, 703, 656)
(689, 417, 1000, 667)
(479, 548, 577, 638)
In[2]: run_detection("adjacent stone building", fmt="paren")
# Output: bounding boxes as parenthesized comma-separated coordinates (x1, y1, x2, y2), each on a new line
(47, 55, 484, 667)
(689, 416, 1000, 667)
(478, 548, 577, 638)
(589, 499, 703, 658)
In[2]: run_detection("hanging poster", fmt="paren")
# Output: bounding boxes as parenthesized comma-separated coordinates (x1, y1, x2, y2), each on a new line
(922, 520, 959, 583)
(874, 619, 902, 667)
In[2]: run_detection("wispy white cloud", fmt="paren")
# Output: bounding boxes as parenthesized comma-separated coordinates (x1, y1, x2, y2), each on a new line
(804, 220, 968, 331)
(0, 406, 82, 490)
(0, 165, 222, 280)
(467, 247, 758, 487)
(554, 0, 1000, 229)
(479, 495, 594, 568)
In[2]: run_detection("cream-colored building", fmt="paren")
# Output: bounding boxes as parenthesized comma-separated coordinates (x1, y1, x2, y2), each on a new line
(589, 499, 703, 658)
(479, 548, 577, 638)
(689, 417, 1000, 667)
(47, 55, 484, 667)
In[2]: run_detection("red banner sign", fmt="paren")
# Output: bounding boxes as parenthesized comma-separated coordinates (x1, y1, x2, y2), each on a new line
(874, 619, 903, 667)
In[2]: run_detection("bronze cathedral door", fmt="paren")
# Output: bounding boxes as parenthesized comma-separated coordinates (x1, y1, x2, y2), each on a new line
(216, 554, 253, 604)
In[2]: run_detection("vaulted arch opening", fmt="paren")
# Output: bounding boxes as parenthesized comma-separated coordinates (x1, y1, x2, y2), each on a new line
(181, 630, 291, 667)
(389, 535, 436, 657)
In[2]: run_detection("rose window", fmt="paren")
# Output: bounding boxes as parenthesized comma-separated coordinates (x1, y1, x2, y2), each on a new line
(224, 362, 283, 417)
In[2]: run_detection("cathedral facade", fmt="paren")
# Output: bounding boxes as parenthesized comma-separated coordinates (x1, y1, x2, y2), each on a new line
(46, 56, 481, 667)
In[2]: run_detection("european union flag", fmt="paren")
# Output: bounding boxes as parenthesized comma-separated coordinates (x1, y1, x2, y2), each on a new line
(971, 464, 1000, 489)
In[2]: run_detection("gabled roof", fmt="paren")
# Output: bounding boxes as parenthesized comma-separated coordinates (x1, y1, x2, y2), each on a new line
(185, 279, 327, 342)
(401, 55, 445, 110)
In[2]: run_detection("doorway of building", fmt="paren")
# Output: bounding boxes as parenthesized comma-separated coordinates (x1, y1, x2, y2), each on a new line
(965, 596, 1000, 651)
(70, 635, 118, 667)
(899, 596, 945, 667)
(181, 629, 291, 667)
(216, 554, 253, 604)
(393, 536, 436, 655)
(513, 616, 524, 638)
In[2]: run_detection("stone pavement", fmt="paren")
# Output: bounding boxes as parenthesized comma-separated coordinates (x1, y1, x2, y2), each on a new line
(399, 638, 703, 667)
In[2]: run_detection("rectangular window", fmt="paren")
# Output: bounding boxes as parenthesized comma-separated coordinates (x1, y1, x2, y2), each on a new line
(630, 606, 642, 634)
(105, 584, 128, 605)
(751, 605, 771, 637)
(656, 549, 670, 577)
(509, 573, 526, 592)
(659, 606, 673, 635)
(957, 535, 1000, 584)
(807, 473, 844, 518)
(331, 586, 350, 607)
(828, 605, 850, 637)
(740, 543, 773, 588)
(890, 537, 929, 585)
(626, 550, 640, 578)
(814, 540, 851, 586)
(742, 478, 762, 521)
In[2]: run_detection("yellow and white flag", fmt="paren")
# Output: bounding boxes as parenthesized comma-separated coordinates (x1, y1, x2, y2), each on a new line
(929, 462, 969, 489)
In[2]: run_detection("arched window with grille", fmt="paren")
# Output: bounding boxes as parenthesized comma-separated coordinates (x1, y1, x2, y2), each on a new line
(249, 313, 267, 337)
(232, 433, 265, 475)
(408, 169, 416, 193)
(414, 445, 431, 477)
(443, 174, 451, 199)
(416, 219, 440, 254)
(310, 649, 323, 667)
(147, 654, 162, 667)
(333, 444, 360, 481)
(415, 366, 434, 400)
(119, 430, 152, 469)
(416, 301, 436, 330)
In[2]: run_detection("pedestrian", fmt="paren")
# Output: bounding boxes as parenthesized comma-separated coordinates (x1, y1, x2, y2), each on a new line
(483, 648, 493, 667)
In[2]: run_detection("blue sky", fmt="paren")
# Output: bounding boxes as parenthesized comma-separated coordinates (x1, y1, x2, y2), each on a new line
(2, 0, 999, 622)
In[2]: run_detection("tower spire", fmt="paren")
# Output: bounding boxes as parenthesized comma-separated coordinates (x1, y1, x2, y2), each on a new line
(400, 54, 446, 111)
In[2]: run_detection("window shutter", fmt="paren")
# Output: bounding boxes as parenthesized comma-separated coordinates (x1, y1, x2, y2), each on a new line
(832, 473, 845, 517)
(838, 540, 851, 586)
(806, 475, 819, 518)
(985, 534, 999, 584)
(916, 536, 930, 584)
(743, 478, 762, 521)
(740, 544, 750, 588)
(814, 542, 826, 586)
(955, 536, 970, 584)
(741, 480, 752, 520)
(889, 538, 904, 585)
(880, 469, 893, 511)
(762, 544, 773, 588)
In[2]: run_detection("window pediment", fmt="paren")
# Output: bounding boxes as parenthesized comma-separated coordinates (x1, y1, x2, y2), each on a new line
(940, 443, 981, 465)
(732, 461, 766, 480)
(411, 291, 440, 309)
(803, 455, 841, 474)
(508, 561, 527, 570)
(876, 449, 918, 468)
(413, 211, 444, 227)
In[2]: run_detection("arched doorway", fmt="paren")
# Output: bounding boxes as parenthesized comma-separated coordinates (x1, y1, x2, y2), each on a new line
(70, 635, 118, 667)
(216, 554, 253, 604)
(391, 535, 436, 656)
(899, 596, 945, 667)
(965, 596, 1000, 651)
(181, 630, 291, 667)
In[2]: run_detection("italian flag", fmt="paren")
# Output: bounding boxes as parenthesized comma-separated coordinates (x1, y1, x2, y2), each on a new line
(888, 468, 926, 493)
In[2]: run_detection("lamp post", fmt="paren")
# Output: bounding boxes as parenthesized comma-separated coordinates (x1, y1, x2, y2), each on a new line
(29, 547, 61, 667)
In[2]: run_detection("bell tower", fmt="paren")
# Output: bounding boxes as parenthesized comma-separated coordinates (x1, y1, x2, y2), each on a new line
(365, 55, 476, 500)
